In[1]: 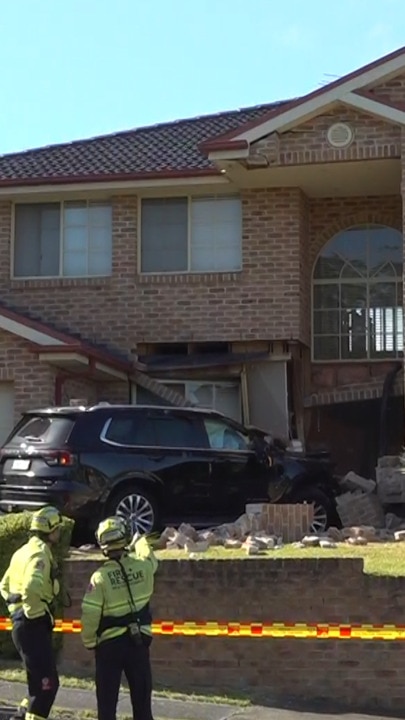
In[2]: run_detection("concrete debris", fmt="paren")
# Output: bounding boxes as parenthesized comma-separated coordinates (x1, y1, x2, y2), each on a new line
(344, 471, 376, 494)
(342, 525, 377, 542)
(177, 523, 200, 541)
(384, 512, 405, 531)
(158, 510, 283, 555)
(394, 530, 405, 542)
(376, 455, 405, 504)
(184, 540, 209, 553)
(327, 527, 344, 542)
(301, 535, 320, 547)
(336, 488, 385, 529)
(224, 538, 243, 549)
(319, 538, 337, 549)
(346, 535, 368, 546)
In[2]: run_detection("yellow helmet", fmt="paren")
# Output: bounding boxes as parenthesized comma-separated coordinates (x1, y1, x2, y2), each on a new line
(96, 516, 128, 552)
(30, 506, 62, 534)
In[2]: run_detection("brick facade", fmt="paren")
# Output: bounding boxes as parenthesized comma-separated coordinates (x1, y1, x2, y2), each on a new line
(0, 61, 403, 465)
(61, 556, 405, 714)
(252, 106, 401, 165)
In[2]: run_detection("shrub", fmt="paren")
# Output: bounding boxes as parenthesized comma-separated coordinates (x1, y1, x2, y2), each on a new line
(0, 511, 74, 659)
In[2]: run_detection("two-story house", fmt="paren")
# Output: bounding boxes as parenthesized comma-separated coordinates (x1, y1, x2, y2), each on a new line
(0, 46, 404, 475)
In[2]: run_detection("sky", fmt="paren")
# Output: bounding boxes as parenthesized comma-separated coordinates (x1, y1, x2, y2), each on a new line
(0, 0, 404, 155)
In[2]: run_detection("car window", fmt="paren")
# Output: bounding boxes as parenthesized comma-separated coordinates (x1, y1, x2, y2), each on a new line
(5, 415, 75, 445)
(103, 416, 156, 446)
(203, 419, 248, 451)
(153, 416, 201, 448)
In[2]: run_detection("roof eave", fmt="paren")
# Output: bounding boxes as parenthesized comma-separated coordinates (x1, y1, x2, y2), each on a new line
(0, 167, 222, 189)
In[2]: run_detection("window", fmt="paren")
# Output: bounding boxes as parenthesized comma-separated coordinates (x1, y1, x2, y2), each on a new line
(14, 201, 112, 278)
(140, 196, 242, 273)
(7, 415, 74, 445)
(313, 225, 403, 360)
(101, 412, 200, 448)
(203, 419, 248, 451)
(135, 380, 242, 422)
(102, 416, 155, 446)
(153, 416, 199, 448)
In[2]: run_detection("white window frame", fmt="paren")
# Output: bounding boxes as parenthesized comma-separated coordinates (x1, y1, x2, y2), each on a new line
(133, 378, 242, 422)
(138, 194, 242, 275)
(11, 200, 113, 280)
(311, 224, 404, 363)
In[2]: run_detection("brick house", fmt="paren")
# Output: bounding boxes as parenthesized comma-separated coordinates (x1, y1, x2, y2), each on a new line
(0, 46, 404, 475)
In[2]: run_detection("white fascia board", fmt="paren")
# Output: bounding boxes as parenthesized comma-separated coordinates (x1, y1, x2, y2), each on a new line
(341, 91, 405, 125)
(94, 362, 128, 380)
(0, 175, 228, 198)
(207, 147, 250, 162)
(0, 315, 65, 345)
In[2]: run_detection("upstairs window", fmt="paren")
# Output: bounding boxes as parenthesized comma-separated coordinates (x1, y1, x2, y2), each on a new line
(13, 201, 112, 278)
(313, 224, 403, 360)
(140, 195, 242, 273)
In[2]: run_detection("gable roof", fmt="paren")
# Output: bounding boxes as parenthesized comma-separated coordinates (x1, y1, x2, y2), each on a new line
(203, 45, 405, 151)
(0, 101, 287, 187)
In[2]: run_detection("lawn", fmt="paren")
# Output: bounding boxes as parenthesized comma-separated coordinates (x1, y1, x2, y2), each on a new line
(70, 541, 405, 577)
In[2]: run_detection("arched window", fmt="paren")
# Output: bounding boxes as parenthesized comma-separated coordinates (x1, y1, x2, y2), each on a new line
(313, 225, 403, 360)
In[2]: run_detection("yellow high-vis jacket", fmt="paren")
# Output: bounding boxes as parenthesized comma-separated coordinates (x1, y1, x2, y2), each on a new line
(0, 536, 58, 622)
(81, 536, 158, 649)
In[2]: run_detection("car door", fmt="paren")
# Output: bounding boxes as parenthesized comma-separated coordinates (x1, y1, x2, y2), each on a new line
(146, 411, 215, 517)
(201, 416, 257, 517)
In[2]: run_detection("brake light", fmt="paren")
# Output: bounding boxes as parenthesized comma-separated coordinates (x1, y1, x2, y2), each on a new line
(43, 450, 75, 467)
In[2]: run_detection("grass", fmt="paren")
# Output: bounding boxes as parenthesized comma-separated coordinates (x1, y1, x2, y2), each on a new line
(70, 541, 405, 577)
(0, 662, 250, 707)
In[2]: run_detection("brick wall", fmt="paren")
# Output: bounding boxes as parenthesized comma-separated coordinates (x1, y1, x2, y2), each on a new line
(0, 189, 398, 359)
(0, 190, 312, 348)
(61, 557, 405, 714)
(251, 107, 400, 165)
(0, 332, 55, 423)
(366, 72, 405, 103)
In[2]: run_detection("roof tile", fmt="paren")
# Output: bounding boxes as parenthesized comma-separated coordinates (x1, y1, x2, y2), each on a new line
(0, 101, 287, 183)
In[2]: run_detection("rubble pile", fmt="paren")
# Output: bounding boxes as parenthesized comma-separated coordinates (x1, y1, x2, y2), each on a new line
(335, 464, 405, 537)
(154, 517, 284, 557)
(297, 524, 405, 549)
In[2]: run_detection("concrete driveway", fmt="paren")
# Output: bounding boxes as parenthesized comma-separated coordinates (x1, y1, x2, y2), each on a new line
(0, 681, 404, 720)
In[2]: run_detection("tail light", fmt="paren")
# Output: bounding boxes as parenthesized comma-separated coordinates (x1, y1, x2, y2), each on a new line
(43, 450, 75, 467)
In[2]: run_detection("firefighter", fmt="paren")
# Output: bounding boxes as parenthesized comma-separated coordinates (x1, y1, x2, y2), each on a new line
(81, 516, 158, 720)
(0, 505, 64, 720)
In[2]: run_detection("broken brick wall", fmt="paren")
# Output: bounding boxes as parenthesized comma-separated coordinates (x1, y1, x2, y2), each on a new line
(61, 557, 405, 714)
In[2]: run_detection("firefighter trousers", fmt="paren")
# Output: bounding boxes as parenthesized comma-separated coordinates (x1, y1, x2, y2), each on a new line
(95, 632, 154, 720)
(11, 614, 59, 720)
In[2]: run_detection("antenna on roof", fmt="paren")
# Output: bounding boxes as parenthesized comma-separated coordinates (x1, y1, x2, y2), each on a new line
(318, 73, 342, 87)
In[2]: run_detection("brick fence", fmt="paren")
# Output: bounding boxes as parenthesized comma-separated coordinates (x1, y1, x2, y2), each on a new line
(61, 557, 405, 713)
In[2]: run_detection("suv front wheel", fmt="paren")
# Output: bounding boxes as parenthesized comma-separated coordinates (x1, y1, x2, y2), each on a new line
(107, 485, 158, 536)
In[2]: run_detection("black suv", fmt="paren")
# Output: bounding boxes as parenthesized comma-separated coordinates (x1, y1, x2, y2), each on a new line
(0, 404, 276, 536)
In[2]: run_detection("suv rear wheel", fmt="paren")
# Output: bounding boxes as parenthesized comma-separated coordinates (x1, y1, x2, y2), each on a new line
(107, 486, 158, 536)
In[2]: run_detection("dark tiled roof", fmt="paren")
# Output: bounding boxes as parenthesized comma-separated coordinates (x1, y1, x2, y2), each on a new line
(0, 101, 288, 184)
